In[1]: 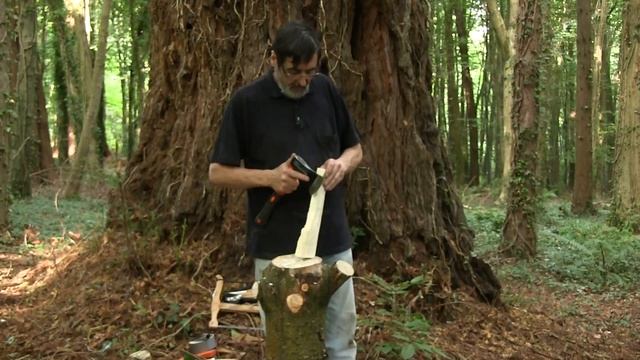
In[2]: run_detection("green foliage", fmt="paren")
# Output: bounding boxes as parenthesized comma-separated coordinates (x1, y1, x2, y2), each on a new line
(538, 204, 640, 291)
(9, 193, 106, 242)
(359, 275, 447, 359)
(466, 206, 503, 256)
(467, 200, 640, 292)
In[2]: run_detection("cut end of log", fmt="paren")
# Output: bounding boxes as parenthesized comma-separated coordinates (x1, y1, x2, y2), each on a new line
(286, 293, 304, 313)
(335, 260, 354, 276)
(272, 254, 322, 269)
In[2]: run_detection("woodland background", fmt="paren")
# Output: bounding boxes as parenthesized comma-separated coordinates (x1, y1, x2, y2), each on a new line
(0, 0, 639, 359)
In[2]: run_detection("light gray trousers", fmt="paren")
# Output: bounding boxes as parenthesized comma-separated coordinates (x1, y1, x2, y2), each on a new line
(254, 249, 358, 360)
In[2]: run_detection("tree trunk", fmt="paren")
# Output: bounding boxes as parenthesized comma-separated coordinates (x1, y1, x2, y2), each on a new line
(486, 0, 518, 201)
(96, 83, 109, 164)
(53, 34, 70, 164)
(573, 0, 594, 214)
(48, 0, 76, 164)
(490, 30, 504, 181)
(0, 0, 15, 230)
(502, 0, 542, 258)
(444, 1, 465, 185)
(455, 0, 479, 186)
(66, 0, 92, 106)
(601, 30, 615, 194)
(547, 61, 562, 190)
(34, 61, 54, 183)
(591, 0, 608, 194)
(538, 1, 557, 190)
(612, 0, 640, 231)
(11, 0, 39, 198)
(433, 3, 447, 133)
(62, 0, 113, 197)
(259, 255, 352, 360)
(435, 14, 447, 132)
(480, 30, 492, 183)
(65, 0, 99, 166)
(119, 1, 501, 310)
(115, 33, 128, 159)
(562, 27, 576, 191)
(127, 0, 148, 159)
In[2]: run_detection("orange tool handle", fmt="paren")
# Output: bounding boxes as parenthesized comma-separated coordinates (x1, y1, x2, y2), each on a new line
(180, 349, 217, 359)
(255, 192, 283, 225)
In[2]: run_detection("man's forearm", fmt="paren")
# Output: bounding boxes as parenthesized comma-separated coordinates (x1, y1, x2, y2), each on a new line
(339, 143, 363, 174)
(209, 163, 274, 190)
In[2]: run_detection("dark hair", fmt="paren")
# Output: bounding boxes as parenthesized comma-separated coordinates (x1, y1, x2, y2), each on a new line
(272, 21, 321, 67)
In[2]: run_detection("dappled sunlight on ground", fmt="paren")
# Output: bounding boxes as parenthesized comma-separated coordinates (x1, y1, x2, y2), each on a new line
(0, 245, 81, 299)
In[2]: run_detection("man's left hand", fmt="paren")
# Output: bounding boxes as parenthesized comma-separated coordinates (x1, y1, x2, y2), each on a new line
(321, 158, 347, 191)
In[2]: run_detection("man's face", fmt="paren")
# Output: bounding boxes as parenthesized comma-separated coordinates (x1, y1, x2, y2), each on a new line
(272, 53, 319, 99)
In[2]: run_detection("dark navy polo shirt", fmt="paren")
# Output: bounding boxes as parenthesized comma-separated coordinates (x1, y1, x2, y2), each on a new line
(210, 71, 360, 259)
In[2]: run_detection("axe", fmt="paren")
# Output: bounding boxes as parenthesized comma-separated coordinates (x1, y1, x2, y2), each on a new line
(254, 154, 324, 225)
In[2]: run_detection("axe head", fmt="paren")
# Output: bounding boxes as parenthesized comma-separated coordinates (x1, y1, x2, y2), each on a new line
(291, 154, 324, 194)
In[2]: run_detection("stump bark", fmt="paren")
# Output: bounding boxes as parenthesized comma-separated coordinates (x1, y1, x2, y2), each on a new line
(258, 255, 353, 360)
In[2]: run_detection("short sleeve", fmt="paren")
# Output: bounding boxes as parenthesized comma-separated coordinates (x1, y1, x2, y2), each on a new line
(209, 94, 245, 165)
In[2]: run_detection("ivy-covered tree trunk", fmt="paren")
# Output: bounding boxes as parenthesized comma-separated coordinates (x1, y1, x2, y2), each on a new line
(501, 0, 543, 258)
(612, 0, 640, 231)
(572, 0, 594, 214)
(0, 0, 15, 230)
(120, 1, 501, 309)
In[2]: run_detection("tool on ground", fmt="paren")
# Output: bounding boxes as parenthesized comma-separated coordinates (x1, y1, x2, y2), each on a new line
(182, 333, 217, 360)
(223, 284, 258, 304)
(209, 275, 260, 329)
(254, 154, 325, 225)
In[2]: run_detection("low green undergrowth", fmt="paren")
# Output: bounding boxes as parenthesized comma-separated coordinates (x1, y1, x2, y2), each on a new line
(466, 196, 640, 293)
(7, 193, 107, 247)
(358, 274, 447, 359)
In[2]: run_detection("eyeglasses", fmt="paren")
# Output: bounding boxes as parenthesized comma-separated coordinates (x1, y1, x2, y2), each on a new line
(282, 66, 319, 79)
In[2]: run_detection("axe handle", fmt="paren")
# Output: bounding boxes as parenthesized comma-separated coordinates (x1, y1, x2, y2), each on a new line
(254, 192, 283, 225)
(209, 275, 224, 328)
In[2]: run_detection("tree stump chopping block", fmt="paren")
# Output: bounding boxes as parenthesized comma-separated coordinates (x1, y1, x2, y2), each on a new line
(258, 254, 354, 360)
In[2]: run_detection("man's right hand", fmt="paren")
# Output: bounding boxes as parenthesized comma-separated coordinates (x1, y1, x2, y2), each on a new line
(270, 155, 310, 194)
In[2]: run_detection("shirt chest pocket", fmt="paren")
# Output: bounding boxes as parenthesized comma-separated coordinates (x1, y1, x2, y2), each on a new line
(301, 103, 340, 160)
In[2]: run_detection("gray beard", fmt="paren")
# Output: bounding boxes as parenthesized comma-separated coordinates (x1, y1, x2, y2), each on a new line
(273, 72, 309, 99)
(280, 85, 309, 99)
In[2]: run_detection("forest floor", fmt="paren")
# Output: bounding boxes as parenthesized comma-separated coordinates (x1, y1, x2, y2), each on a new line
(1, 178, 639, 359)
